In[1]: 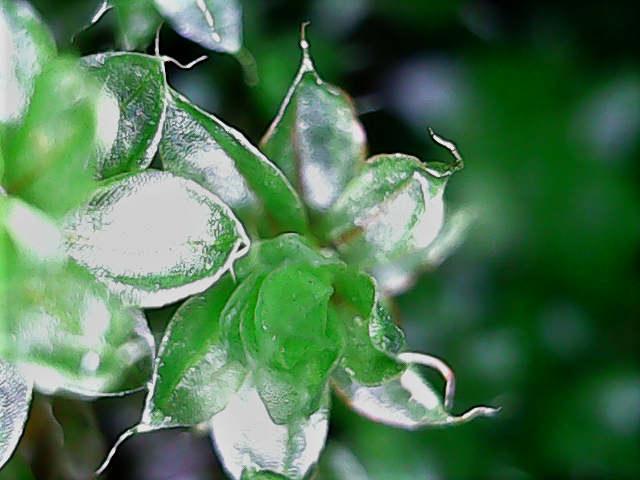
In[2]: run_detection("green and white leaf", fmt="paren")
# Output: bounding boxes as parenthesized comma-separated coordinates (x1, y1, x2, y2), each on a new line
(152, 0, 242, 54)
(260, 37, 366, 214)
(82, 52, 168, 179)
(141, 273, 246, 430)
(371, 207, 475, 295)
(0, 0, 57, 124)
(331, 363, 499, 429)
(63, 170, 250, 308)
(0, 358, 33, 471)
(323, 154, 447, 270)
(160, 89, 308, 237)
(210, 376, 330, 480)
(6, 262, 155, 397)
(2, 57, 115, 218)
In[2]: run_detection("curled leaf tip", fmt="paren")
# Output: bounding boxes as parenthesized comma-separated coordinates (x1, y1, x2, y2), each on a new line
(428, 127, 465, 174)
(162, 54, 209, 70)
(397, 351, 457, 410)
(455, 405, 502, 424)
(299, 21, 314, 70)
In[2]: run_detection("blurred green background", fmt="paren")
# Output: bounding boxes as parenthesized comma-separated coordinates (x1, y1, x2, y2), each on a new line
(23, 0, 640, 479)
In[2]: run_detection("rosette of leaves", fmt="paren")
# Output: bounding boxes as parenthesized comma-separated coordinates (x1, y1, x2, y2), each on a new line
(2, 2, 498, 478)
(90, 30, 496, 480)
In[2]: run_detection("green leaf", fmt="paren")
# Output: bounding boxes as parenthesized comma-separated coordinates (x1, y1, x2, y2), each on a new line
(4, 260, 155, 397)
(234, 233, 341, 281)
(210, 377, 329, 480)
(152, 0, 242, 54)
(160, 89, 308, 237)
(331, 270, 405, 386)
(63, 170, 250, 308)
(239, 263, 345, 423)
(0, 0, 57, 124)
(109, 0, 163, 50)
(260, 35, 366, 214)
(0, 358, 32, 471)
(82, 52, 168, 179)
(322, 154, 448, 271)
(370, 206, 475, 295)
(331, 358, 499, 429)
(2, 57, 111, 218)
(141, 273, 246, 429)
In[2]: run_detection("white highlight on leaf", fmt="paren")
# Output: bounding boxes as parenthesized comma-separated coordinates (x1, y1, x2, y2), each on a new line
(4, 198, 65, 265)
(210, 377, 329, 480)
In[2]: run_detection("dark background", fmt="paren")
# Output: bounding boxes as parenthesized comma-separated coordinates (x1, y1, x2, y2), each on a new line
(27, 0, 640, 479)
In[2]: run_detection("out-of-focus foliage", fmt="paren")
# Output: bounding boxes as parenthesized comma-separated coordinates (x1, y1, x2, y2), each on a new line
(8, 0, 640, 479)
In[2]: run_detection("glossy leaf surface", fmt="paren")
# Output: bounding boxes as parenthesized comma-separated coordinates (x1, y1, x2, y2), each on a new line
(0, 359, 32, 471)
(2, 58, 109, 218)
(152, 0, 242, 54)
(141, 274, 245, 429)
(323, 154, 447, 270)
(5, 261, 155, 397)
(0, 0, 56, 124)
(82, 52, 167, 179)
(332, 364, 498, 429)
(260, 39, 366, 214)
(210, 377, 329, 480)
(160, 90, 308, 237)
(331, 271, 405, 386)
(63, 170, 250, 308)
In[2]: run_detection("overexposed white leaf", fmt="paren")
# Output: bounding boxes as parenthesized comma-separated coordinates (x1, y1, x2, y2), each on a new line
(63, 170, 249, 308)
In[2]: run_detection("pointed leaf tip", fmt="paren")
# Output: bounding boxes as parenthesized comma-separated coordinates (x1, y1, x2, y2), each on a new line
(332, 351, 499, 429)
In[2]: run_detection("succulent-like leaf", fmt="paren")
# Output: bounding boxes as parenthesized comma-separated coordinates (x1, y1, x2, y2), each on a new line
(331, 357, 499, 429)
(152, 0, 242, 54)
(5, 263, 155, 397)
(0, 0, 57, 124)
(371, 207, 475, 295)
(2, 197, 155, 397)
(160, 89, 308, 237)
(322, 154, 448, 270)
(210, 377, 330, 480)
(63, 170, 250, 308)
(141, 273, 246, 430)
(331, 271, 405, 386)
(2, 57, 113, 218)
(260, 32, 366, 214)
(0, 358, 33, 471)
(82, 52, 168, 179)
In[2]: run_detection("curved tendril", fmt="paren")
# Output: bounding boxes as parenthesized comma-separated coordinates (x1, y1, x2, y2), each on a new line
(300, 21, 314, 71)
(397, 351, 457, 411)
(428, 127, 465, 174)
(456, 405, 501, 424)
(162, 54, 209, 70)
